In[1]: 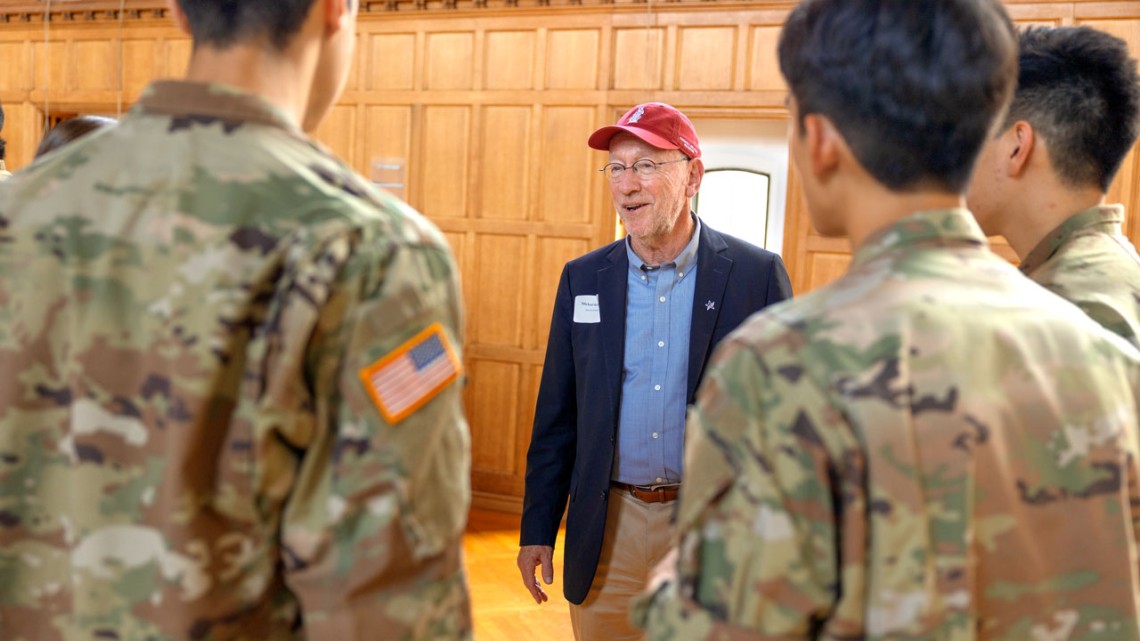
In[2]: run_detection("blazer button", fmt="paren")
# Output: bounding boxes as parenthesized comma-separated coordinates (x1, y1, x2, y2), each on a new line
(600, 491, 606, 500)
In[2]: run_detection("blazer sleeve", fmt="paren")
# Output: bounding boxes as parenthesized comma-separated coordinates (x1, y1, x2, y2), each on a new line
(765, 254, 794, 304)
(519, 264, 578, 548)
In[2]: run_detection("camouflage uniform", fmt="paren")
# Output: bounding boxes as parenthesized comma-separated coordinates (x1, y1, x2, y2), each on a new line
(637, 209, 1140, 640)
(0, 81, 472, 640)
(1019, 204, 1140, 347)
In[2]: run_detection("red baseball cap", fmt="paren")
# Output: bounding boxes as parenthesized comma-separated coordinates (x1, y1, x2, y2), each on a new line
(587, 102, 701, 159)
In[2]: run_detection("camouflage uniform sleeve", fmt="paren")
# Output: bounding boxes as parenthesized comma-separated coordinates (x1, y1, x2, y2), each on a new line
(278, 219, 472, 640)
(638, 326, 864, 639)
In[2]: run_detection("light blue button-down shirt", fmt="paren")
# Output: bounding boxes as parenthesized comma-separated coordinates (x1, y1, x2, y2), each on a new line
(613, 217, 701, 486)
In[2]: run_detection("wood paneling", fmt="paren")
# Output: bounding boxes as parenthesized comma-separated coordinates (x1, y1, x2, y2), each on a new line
(612, 27, 664, 90)
(748, 26, 784, 91)
(677, 27, 737, 90)
(426, 32, 475, 90)
(538, 107, 598, 225)
(370, 33, 417, 90)
(420, 105, 471, 219)
(478, 106, 532, 220)
(5, 1, 1140, 510)
(546, 29, 600, 90)
(485, 31, 536, 90)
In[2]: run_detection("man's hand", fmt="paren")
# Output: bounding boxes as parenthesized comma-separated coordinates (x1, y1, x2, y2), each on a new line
(516, 545, 555, 604)
(647, 546, 679, 593)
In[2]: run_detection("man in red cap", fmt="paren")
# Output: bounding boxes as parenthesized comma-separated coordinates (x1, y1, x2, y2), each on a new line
(516, 102, 793, 639)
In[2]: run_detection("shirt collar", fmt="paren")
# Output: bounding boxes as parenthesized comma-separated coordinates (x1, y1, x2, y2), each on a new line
(1019, 204, 1126, 275)
(852, 208, 987, 268)
(626, 215, 702, 275)
(135, 80, 301, 135)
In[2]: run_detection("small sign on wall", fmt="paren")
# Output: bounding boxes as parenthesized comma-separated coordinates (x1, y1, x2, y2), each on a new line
(371, 157, 406, 201)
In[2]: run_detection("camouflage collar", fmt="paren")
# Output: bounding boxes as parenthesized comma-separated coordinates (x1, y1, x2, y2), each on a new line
(135, 81, 301, 134)
(852, 208, 986, 268)
(1019, 204, 1126, 275)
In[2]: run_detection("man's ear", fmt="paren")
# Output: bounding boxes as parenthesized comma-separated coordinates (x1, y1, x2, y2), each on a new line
(803, 113, 842, 182)
(685, 158, 705, 198)
(322, 0, 353, 37)
(167, 0, 191, 36)
(1007, 121, 1036, 178)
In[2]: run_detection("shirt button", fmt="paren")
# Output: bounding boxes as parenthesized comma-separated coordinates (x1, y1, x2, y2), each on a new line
(659, 296, 666, 303)
(652, 432, 659, 439)
(678, 272, 684, 278)
(654, 385, 661, 391)
(641, 275, 647, 281)
(656, 477, 663, 484)
(657, 341, 665, 347)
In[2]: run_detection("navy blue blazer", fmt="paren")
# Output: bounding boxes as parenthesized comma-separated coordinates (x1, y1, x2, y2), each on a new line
(520, 221, 793, 605)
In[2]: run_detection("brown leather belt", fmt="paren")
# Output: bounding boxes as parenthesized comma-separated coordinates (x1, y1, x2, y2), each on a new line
(611, 481, 680, 504)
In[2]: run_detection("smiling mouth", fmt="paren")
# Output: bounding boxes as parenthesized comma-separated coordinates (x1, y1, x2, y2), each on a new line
(624, 204, 648, 213)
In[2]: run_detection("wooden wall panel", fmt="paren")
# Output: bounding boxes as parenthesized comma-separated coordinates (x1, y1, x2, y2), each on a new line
(426, 32, 475, 90)
(748, 26, 784, 91)
(122, 40, 159, 96)
(0, 42, 31, 92)
(677, 27, 737, 91)
(468, 359, 520, 475)
(538, 106, 597, 225)
(420, 105, 471, 219)
(33, 41, 69, 92)
(73, 40, 117, 91)
(369, 33, 417, 90)
(312, 105, 357, 169)
(471, 234, 527, 348)
(485, 31, 535, 90)
(164, 38, 191, 77)
(612, 27, 664, 90)
(546, 29, 600, 90)
(478, 106, 532, 220)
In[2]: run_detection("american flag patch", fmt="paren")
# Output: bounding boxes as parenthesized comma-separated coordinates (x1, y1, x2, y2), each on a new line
(359, 323, 462, 424)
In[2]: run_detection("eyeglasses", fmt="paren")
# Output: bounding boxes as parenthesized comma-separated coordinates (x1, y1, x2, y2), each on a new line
(599, 158, 690, 180)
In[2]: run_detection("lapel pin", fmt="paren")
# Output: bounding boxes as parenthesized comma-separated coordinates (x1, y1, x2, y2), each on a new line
(706, 300, 716, 311)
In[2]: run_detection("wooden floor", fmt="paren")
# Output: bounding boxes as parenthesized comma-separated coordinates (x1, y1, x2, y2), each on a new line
(463, 509, 574, 640)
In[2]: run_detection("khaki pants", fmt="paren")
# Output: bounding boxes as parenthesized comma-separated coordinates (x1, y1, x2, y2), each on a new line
(569, 486, 675, 641)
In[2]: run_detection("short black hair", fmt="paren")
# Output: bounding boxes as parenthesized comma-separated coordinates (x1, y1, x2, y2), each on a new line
(0, 138, 6, 162)
(1006, 26, 1140, 192)
(35, 116, 116, 159)
(176, 0, 321, 51)
(779, 0, 1018, 193)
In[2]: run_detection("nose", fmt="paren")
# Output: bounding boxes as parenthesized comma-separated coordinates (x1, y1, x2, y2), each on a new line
(613, 169, 641, 194)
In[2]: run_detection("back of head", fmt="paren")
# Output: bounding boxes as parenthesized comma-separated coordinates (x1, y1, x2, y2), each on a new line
(0, 100, 6, 163)
(1008, 26, 1140, 192)
(34, 115, 116, 159)
(176, 0, 319, 50)
(778, 0, 1018, 193)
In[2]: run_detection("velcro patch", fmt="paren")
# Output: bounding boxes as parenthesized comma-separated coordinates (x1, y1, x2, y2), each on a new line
(359, 323, 462, 424)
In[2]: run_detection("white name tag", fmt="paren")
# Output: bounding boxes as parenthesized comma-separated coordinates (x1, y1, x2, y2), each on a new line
(573, 295, 601, 324)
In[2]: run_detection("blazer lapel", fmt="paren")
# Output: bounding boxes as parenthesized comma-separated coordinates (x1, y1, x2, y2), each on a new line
(687, 225, 732, 402)
(598, 244, 628, 416)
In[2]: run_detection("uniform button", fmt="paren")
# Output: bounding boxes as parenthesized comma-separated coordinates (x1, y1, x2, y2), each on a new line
(654, 384, 661, 391)
(657, 341, 665, 347)
(652, 432, 659, 439)
(659, 296, 666, 303)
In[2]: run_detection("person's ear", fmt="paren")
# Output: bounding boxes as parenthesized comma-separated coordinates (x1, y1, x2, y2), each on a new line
(167, 0, 191, 36)
(686, 158, 705, 198)
(322, 0, 353, 38)
(1007, 121, 1036, 178)
(803, 114, 842, 182)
